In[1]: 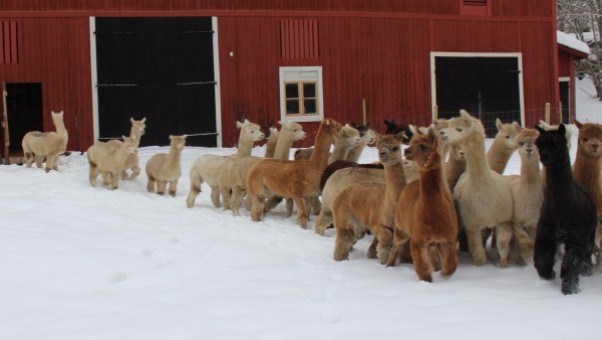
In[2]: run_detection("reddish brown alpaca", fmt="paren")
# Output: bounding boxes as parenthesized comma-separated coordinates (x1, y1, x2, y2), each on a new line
(247, 118, 343, 228)
(386, 128, 458, 282)
(573, 120, 602, 272)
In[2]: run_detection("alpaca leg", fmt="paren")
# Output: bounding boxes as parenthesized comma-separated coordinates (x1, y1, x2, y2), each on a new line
(533, 233, 556, 280)
(386, 229, 409, 267)
(101, 171, 111, 186)
(250, 194, 265, 222)
(168, 180, 178, 197)
(130, 165, 141, 179)
(372, 226, 393, 265)
(314, 209, 332, 236)
(333, 219, 356, 261)
(495, 223, 514, 268)
(308, 196, 321, 215)
(410, 240, 433, 282)
(230, 187, 245, 216)
(156, 180, 167, 195)
(35, 155, 44, 168)
(285, 198, 294, 217)
(23, 152, 33, 167)
(264, 196, 283, 213)
(243, 194, 252, 211)
(89, 163, 99, 186)
(513, 223, 534, 265)
(368, 237, 378, 259)
(209, 186, 223, 208)
(596, 222, 602, 272)
(293, 197, 309, 229)
(220, 185, 231, 210)
(110, 173, 119, 190)
(439, 241, 458, 277)
(147, 176, 156, 193)
(44, 155, 55, 173)
(51, 154, 60, 170)
(560, 247, 581, 295)
(466, 225, 487, 266)
(186, 183, 201, 208)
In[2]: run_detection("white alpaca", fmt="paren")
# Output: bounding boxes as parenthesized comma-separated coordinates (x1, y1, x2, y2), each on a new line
(146, 135, 187, 196)
(93, 136, 137, 190)
(22, 110, 68, 172)
(186, 120, 265, 208)
(440, 110, 514, 267)
(264, 127, 280, 159)
(487, 118, 522, 175)
(105, 117, 146, 179)
(346, 124, 375, 162)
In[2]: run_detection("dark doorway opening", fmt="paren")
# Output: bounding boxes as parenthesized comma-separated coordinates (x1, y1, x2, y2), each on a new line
(559, 80, 570, 124)
(4, 83, 43, 163)
(95, 17, 217, 147)
(435, 56, 522, 136)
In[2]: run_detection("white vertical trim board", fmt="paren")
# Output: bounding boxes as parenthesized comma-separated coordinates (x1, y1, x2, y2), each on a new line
(212, 16, 223, 148)
(89, 17, 99, 142)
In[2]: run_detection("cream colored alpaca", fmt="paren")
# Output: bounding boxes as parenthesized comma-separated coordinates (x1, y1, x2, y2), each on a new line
(146, 135, 187, 196)
(22, 110, 68, 172)
(247, 119, 343, 228)
(264, 127, 280, 159)
(293, 124, 360, 163)
(92, 136, 137, 190)
(506, 128, 543, 264)
(220, 121, 305, 216)
(487, 118, 522, 174)
(186, 120, 265, 208)
(446, 144, 466, 192)
(440, 110, 514, 267)
(346, 124, 375, 162)
(332, 133, 407, 264)
(572, 120, 602, 272)
(105, 117, 146, 179)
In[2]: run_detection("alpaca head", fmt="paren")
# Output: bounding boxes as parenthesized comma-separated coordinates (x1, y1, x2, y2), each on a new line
(237, 119, 265, 142)
(340, 124, 361, 147)
(404, 127, 441, 170)
(169, 134, 187, 151)
(440, 110, 484, 144)
(280, 121, 306, 142)
(535, 124, 569, 167)
(384, 119, 413, 144)
(449, 144, 466, 162)
(51, 110, 64, 123)
(268, 126, 280, 139)
(351, 122, 376, 145)
(575, 120, 602, 159)
(431, 118, 450, 145)
(494, 118, 522, 150)
(322, 118, 343, 138)
(130, 117, 146, 139)
(516, 128, 540, 160)
(538, 120, 572, 150)
(375, 133, 404, 166)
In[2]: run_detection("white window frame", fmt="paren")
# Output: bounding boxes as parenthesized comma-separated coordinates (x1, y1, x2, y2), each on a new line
(279, 66, 324, 123)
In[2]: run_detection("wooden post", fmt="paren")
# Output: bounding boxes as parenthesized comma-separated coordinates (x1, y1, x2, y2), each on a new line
(433, 105, 439, 121)
(1, 82, 9, 165)
(362, 98, 367, 125)
(544, 102, 551, 124)
(558, 101, 563, 124)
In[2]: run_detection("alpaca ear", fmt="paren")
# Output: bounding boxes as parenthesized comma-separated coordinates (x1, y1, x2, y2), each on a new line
(535, 125, 546, 135)
(141, 117, 146, 123)
(130, 117, 135, 123)
(236, 121, 244, 129)
(574, 119, 583, 129)
(427, 126, 437, 143)
(409, 124, 419, 136)
(182, 134, 188, 139)
(496, 118, 503, 131)
(169, 135, 174, 140)
(512, 121, 522, 131)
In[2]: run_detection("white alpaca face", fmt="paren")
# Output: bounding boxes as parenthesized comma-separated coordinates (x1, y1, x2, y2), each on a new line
(361, 129, 376, 144)
(169, 135, 187, 151)
(496, 119, 522, 150)
(247, 124, 265, 142)
(440, 116, 472, 144)
(341, 125, 361, 146)
(450, 144, 466, 161)
(283, 122, 306, 141)
(516, 131, 539, 159)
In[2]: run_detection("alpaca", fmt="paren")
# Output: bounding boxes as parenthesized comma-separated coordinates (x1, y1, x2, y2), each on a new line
(572, 120, 602, 272)
(105, 117, 146, 179)
(264, 127, 280, 158)
(92, 136, 137, 190)
(487, 118, 522, 174)
(332, 133, 406, 264)
(440, 110, 514, 267)
(146, 135, 187, 196)
(346, 123, 375, 162)
(247, 118, 343, 228)
(22, 110, 69, 172)
(534, 124, 596, 294)
(445, 144, 466, 192)
(220, 121, 305, 216)
(292, 124, 360, 163)
(506, 128, 543, 265)
(386, 128, 458, 282)
(186, 119, 264, 208)
(538, 120, 572, 150)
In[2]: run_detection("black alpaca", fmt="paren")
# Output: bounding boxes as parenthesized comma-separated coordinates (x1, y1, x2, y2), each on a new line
(534, 124, 597, 295)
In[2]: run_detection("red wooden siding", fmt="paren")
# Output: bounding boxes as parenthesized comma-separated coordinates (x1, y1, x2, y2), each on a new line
(0, 17, 93, 151)
(1, 20, 19, 64)
(280, 19, 318, 60)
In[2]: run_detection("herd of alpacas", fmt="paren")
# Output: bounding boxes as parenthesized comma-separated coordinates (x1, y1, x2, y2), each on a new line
(20, 109, 602, 295)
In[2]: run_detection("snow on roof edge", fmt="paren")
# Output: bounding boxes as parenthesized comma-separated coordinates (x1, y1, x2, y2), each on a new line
(557, 30, 590, 55)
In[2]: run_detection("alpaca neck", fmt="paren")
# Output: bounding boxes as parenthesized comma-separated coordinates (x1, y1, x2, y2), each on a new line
(573, 151, 602, 196)
(346, 143, 367, 163)
(383, 161, 407, 211)
(487, 138, 514, 174)
(462, 131, 493, 180)
(235, 131, 255, 157)
(264, 135, 279, 158)
(419, 166, 445, 198)
(520, 156, 541, 183)
(328, 139, 352, 164)
(166, 146, 182, 167)
(54, 119, 68, 137)
(273, 132, 295, 160)
(129, 129, 143, 148)
(309, 125, 335, 168)
(544, 157, 573, 193)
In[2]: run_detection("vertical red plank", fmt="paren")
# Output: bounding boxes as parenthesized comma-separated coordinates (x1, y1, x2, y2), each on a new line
(292, 19, 299, 59)
(280, 20, 285, 59)
(3, 22, 10, 64)
(313, 20, 319, 59)
(10, 21, 18, 63)
(303, 20, 308, 59)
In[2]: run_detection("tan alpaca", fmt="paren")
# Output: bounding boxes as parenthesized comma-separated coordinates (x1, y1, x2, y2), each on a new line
(332, 133, 407, 264)
(264, 127, 280, 158)
(292, 124, 360, 163)
(346, 124, 375, 162)
(105, 117, 146, 179)
(186, 120, 265, 208)
(386, 128, 458, 281)
(446, 144, 466, 192)
(247, 118, 343, 228)
(506, 128, 543, 264)
(146, 135, 187, 196)
(487, 118, 522, 174)
(22, 110, 69, 172)
(219, 121, 305, 216)
(440, 110, 514, 267)
(572, 120, 602, 272)
(92, 136, 137, 190)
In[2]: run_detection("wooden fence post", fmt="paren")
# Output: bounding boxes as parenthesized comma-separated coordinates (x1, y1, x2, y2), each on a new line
(545, 102, 551, 124)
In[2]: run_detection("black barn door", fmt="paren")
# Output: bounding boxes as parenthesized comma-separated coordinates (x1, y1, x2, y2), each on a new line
(95, 18, 217, 147)
(559, 80, 570, 124)
(435, 57, 521, 137)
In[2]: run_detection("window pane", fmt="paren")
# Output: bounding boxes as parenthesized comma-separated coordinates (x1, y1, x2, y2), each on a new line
(304, 99, 317, 114)
(285, 83, 299, 98)
(303, 83, 316, 98)
(286, 99, 300, 114)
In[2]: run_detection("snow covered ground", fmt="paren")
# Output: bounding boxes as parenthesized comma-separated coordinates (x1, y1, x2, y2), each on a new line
(1, 79, 602, 339)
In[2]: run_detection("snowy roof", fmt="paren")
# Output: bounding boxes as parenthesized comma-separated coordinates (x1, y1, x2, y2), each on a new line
(557, 30, 590, 56)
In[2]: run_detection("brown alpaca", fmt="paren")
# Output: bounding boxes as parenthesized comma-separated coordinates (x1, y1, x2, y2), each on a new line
(146, 135, 187, 196)
(247, 118, 343, 228)
(22, 110, 69, 172)
(332, 133, 407, 264)
(572, 120, 602, 272)
(487, 118, 522, 175)
(386, 128, 458, 282)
